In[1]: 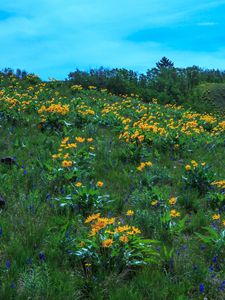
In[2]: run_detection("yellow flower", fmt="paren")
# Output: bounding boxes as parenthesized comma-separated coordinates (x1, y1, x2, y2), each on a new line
(222, 220, 225, 226)
(75, 137, 85, 143)
(126, 210, 134, 216)
(75, 182, 82, 187)
(191, 160, 198, 168)
(96, 181, 104, 187)
(119, 235, 129, 243)
(145, 161, 153, 167)
(85, 213, 101, 223)
(63, 153, 69, 159)
(79, 241, 85, 247)
(201, 162, 206, 167)
(87, 138, 93, 142)
(185, 164, 191, 171)
(169, 197, 177, 205)
(62, 160, 72, 167)
(170, 209, 180, 218)
(151, 200, 158, 206)
(102, 239, 113, 248)
(212, 214, 220, 220)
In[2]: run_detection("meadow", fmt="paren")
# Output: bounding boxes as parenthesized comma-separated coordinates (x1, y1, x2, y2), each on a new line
(0, 73, 224, 299)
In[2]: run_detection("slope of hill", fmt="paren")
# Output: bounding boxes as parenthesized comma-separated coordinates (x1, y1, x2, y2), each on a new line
(0, 75, 225, 299)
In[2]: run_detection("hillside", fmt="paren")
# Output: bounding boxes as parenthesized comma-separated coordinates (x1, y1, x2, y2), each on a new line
(0, 74, 225, 299)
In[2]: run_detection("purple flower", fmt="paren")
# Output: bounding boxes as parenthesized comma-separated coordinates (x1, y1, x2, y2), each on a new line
(39, 251, 46, 261)
(5, 260, 11, 269)
(10, 282, 15, 289)
(0, 227, 2, 237)
(219, 280, 225, 291)
(199, 283, 205, 294)
(212, 256, 217, 263)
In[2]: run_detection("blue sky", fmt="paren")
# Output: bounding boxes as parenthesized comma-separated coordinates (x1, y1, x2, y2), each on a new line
(0, 0, 225, 79)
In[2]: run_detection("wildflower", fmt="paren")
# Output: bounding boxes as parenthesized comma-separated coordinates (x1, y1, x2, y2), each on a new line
(75, 182, 82, 187)
(199, 283, 205, 294)
(75, 137, 85, 143)
(11, 282, 16, 289)
(119, 235, 129, 243)
(5, 260, 11, 269)
(127, 226, 141, 235)
(169, 197, 177, 205)
(212, 214, 220, 220)
(191, 160, 198, 168)
(126, 210, 134, 216)
(201, 162, 206, 167)
(79, 241, 85, 247)
(62, 160, 72, 167)
(85, 213, 101, 223)
(87, 138, 93, 142)
(85, 263, 91, 267)
(222, 220, 225, 226)
(185, 164, 191, 171)
(96, 181, 104, 187)
(137, 162, 146, 171)
(39, 251, 46, 261)
(102, 239, 113, 248)
(170, 209, 180, 218)
(145, 161, 153, 167)
(151, 200, 158, 206)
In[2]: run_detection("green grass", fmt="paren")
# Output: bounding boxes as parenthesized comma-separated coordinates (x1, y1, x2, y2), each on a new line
(0, 75, 225, 299)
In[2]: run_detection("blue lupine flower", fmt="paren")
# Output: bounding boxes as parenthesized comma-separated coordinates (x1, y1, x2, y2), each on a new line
(0, 227, 2, 237)
(39, 251, 46, 261)
(6, 260, 11, 269)
(10, 282, 15, 289)
(212, 256, 217, 263)
(219, 280, 225, 291)
(199, 283, 205, 294)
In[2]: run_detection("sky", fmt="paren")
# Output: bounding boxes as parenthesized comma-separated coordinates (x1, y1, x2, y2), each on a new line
(0, 0, 225, 80)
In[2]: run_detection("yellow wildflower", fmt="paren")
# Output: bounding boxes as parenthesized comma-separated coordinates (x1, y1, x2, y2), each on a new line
(62, 160, 72, 167)
(170, 209, 180, 218)
(212, 214, 220, 220)
(119, 235, 129, 243)
(185, 165, 191, 171)
(85, 213, 101, 223)
(126, 210, 134, 216)
(102, 239, 113, 248)
(169, 197, 177, 205)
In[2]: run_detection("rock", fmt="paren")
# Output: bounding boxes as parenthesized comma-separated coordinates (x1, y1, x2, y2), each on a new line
(1, 157, 16, 165)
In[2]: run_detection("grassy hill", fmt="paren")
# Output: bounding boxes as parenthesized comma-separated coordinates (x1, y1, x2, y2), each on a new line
(0, 75, 225, 299)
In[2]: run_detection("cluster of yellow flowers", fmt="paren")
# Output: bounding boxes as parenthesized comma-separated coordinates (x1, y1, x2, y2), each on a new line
(83, 213, 141, 247)
(71, 84, 83, 91)
(211, 180, 225, 189)
(51, 136, 94, 167)
(185, 160, 206, 171)
(77, 103, 95, 116)
(137, 161, 153, 171)
(38, 103, 70, 116)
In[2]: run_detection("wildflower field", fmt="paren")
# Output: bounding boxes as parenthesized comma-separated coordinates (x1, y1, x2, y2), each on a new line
(0, 74, 225, 299)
